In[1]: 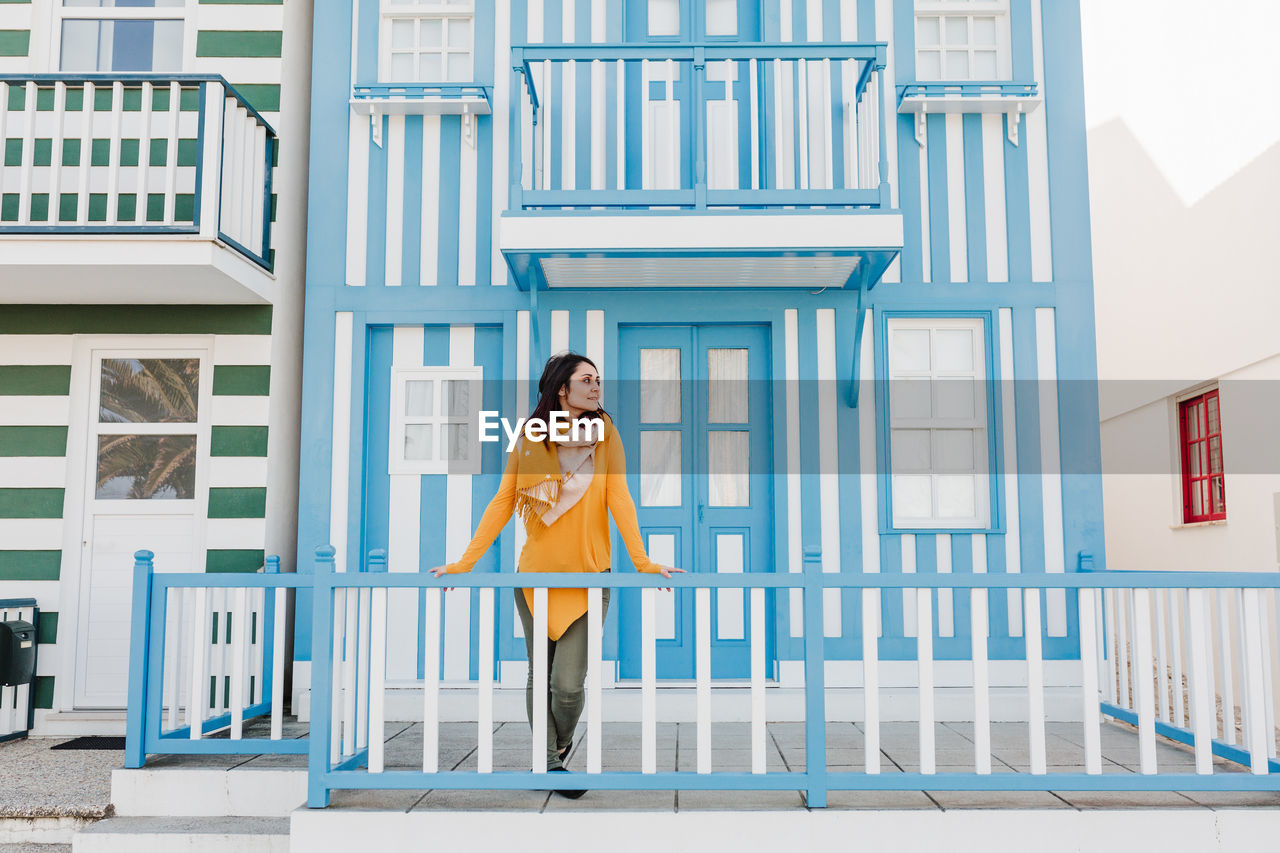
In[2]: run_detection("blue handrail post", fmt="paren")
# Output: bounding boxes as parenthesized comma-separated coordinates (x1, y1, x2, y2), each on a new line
(261, 555, 281, 708)
(124, 549, 155, 769)
(368, 549, 388, 573)
(802, 546, 827, 808)
(308, 545, 337, 808)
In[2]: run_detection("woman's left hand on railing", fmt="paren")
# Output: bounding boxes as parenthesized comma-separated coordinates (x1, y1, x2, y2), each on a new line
(428, 563, 460, 591)
(653, 564, 685, 592)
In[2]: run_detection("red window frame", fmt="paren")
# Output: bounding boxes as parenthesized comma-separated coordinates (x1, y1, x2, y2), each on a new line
(1178, 389, 1226, 523)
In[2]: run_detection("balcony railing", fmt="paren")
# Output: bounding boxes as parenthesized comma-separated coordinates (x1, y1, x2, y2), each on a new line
(124, 549, 1280, 807)
(509, 43, 890, 211)
(0, 74, 275, 269)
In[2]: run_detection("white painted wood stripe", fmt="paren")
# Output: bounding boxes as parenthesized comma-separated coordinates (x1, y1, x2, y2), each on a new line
(385, 115, 405, 287)
(208, 457, 269, 489)
(0, 457, 69, 489)
(188, 586, 208, 739)
(356, 590, 371, 751)
(918, 126, 931, 283)
(858, 310, 880, 606)
(211, 395, 271, 426)
(206, 519, 266, 550)
(586, 310, 605, 380)
(560, 58, 576, 192)
(513, 312, 530, 638)
(1027, 0, 1052, 282)
(368, 586, 387, 772)
(532, 587, 549, 773)
(18, 82, 37, 227)
(1218, 591, 1236, 744)
(422, 587, 441, 772)
(548, 310, 570, 356)
(492, 0, 512, 283)
(970, 586, 991, 774)
(862, 588, 880, 774)
(797, 58, 809, 190)
(587, 586, 602, 774)
(615, 59, 625, 190)
(901, 534, 917, 637)
(981, 114, 1008, 282)
(1188, 588, 1215, 775)
(751, 586, 766, 774)
(0, 336, 75, 364)
(458, 117, 478, 286)
(816, 309, 841, 638)
(641, 587, 657, 774)
(528, 0, 544, 40)
(271, 586, 285, 740)
(344, 110, 369, 286)
(330, 313, 354, 572)
(1133, 588, 1157, 774)
(917, 586, 935, 774)
(341, 586, 359, 756)
(329, 588, 344, 763)
(420, 116, 441, 285)
(1242, 588, 1269, 774)
(477, 586, 494, 773)
(443, 325, 475, 681)
(936, 534, 953, 638)
(76, 83, 94, 226)
(0, 397, 70, 426)
(1034, 308, 1067, 636)
(1077, 588, 1102, 774)
(1024, 587, 1047, 775)
(0, 519, 64, 550)
(211, 336, 273, 365)
(944, 114, 967, 282)
(164, 82, 180, 222)
(48, 82, 66, 230)
(784, 309, 802, 636)
(389, 326, 425, 679)
(749, 59, 759, 190)
(876, 0, 898, 207)
(1155, 590, 1170, 723)
(696, 586, 711, 774)
(229, 586, 248, 739)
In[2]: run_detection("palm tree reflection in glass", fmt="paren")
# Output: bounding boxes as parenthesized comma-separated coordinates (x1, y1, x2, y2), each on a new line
(96, 358, 200, 500)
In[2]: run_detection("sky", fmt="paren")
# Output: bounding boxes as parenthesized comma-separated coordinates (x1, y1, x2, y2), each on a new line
(1079, 0, 1280, 205)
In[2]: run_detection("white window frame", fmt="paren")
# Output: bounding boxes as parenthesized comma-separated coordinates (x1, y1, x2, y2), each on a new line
(389, 365, 484, 475)
(45, 0, 192, 75)
(886, 316, 991, 530)
(379, 0, 476, 84)
(913, 0, 1012, 82)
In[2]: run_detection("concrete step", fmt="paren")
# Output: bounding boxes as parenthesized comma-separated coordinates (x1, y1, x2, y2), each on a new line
(111, 768, 306, 817)
(72, 817, 289, 853)
(0, 815, 100, 846)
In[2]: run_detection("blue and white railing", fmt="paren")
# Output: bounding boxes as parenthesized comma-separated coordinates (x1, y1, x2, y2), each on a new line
(0, 75, 275, 269)
(124, 551, 306, 768)
(510, 43, 890, 210)
(0, 597, 38, 742)
(304, 547, 1280, 808)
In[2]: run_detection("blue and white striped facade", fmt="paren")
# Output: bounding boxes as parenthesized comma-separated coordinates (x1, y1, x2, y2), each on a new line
(295, 0, 1103, 706)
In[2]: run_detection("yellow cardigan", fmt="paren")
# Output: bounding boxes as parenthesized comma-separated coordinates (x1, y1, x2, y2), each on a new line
(447, 421, 658, 639)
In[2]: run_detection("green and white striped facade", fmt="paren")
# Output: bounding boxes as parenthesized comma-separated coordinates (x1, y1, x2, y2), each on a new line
(0, 0, 308, 734)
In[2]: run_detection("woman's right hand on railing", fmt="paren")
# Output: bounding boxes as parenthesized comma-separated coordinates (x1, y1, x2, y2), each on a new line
(429, 563, 460, 591)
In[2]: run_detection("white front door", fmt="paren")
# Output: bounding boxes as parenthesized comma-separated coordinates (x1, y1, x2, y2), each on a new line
(73, 348, 210, 709)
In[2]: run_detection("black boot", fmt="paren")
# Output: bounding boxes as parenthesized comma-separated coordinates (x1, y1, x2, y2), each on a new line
(550, 766, 586, 799)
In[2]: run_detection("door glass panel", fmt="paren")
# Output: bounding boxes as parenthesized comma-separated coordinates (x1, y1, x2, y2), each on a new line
(640, 348, 681, 423)
(935, 475, 977, 519)
(891, 329, 931, 373)
(891, 429, 931, 472)
(641, 430, 682, 506)
(405, 424, 434, 460)
(933, 328, 974, 372)
(707, 348, 748, 423)
(933, 429, 975, 472)
(405, 380, 433, 416)
(705, 0, 737, 36)
(648, 0, 680, 36)
(445, 423, 470, 462)
(933, 378, 977, 420)
(100, 358, 199, 423)
(892, 474, 931, 520)
(444, 379, 470, 416)
(96, 434, 196, 499)
(891, 377, 932, 420)
(707, 430, 748, 507)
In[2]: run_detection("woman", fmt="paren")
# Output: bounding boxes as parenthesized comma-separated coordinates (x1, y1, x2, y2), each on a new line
(431, 352, 683, 797)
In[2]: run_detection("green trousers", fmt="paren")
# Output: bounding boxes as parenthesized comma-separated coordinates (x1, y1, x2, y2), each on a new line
(513, 586, 611, 769)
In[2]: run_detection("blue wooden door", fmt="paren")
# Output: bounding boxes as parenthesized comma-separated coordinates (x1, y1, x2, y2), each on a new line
(615, 324, 774, 679)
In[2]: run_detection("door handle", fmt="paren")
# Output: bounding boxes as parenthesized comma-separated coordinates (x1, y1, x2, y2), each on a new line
(698, 503, 704, 523)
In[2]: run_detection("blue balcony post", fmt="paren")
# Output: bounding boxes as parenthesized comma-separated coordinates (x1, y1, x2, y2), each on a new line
(802, 545, 827, 808)
(308, 545, 337, 808)
(693, 47, 707, 209)
(124, 550, 155, 769)
(875, 50, 891, 209)
(368, 549, 388, 573)
(261, 555, 281, 707)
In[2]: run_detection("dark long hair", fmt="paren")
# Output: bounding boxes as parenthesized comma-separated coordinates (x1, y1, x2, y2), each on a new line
(527, 352, 606, 443)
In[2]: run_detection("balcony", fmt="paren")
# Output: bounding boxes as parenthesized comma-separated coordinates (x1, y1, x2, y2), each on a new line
(0, 75, 276, 304)
(500, 43, 902, 291)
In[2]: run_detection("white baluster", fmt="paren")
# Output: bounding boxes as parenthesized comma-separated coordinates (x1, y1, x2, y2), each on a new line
(1169, 589, 1187, 727)
(49, 82, 67, 227)
(1077, 588, 1102, 774)
(354, 587, 370, 752)
(642, 587, 657, 774)
(1259, 592, 1277, 759)
(615, 59, 625, 191)
(971, 587, 991, 774)
(696, 586, 712, 774)
(665, 59, 677, 190)
(751, 587, 766, 774)
(17, 82, 35, 225)
(329, 588, 344, 763)
(105, 82, 123, 225)
(270, 585, 286, 740)
(541, 61, 552, 191)
(1102, 588, 1118, 706)
(917, 587, 935, 775)
(821, 57, 833, 190)
(163, 82, 180, 223)
(1155, 589, 1170, 723)
(188, 587, 208, 738)
(76, 83, 93, 225)
(1188, 588, 1215, 775)
(862, 588, 880, 774)
(1133, 589, 1157, 774)
(368, 585, 388, 773)
(230, 586, 249, 739)
(477, 586, 494, 774)
(587, 587, 603, 774)
(748, 58, 758, 190)
(1117, 589, 1131, 709)
(797, 58, 809, 191)
(164, 588, 181, 730)
(1024, 588, 1047, 775)
(772, 58, 783, 189)
(1242, 589, 1270, 774)
(422, 587, 441, 772)
(532, 587, 549, 773)
(1218, 590, 1237, 743)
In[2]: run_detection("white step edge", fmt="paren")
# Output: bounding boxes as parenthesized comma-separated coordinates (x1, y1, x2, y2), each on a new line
(73, 817, 289, 853)
(111, 768, 306, 817)
(0, 815, 99, 845)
